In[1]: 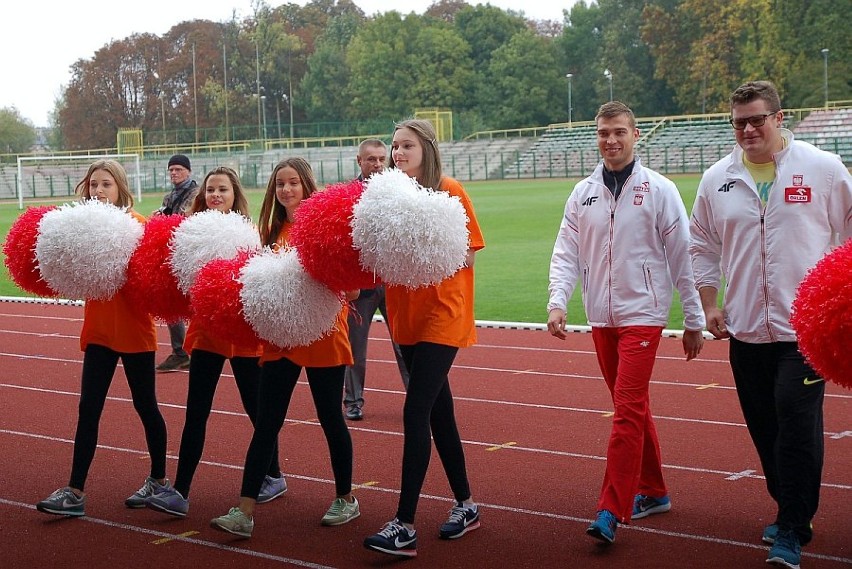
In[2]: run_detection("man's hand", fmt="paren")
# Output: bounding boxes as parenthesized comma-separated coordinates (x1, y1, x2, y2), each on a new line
(682, 329, 704, 361)
(704, 306, 729, 340)
(547, 308, 568, 340)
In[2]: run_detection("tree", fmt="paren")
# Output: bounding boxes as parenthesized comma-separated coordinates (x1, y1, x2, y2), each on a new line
(301, 13, 361, 125)
(481, 29, 566, 129)
(0, 107, 36, 154)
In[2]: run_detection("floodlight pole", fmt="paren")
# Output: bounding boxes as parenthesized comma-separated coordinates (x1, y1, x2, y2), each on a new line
(604, 69, 613, 101)
(565, 73, 573, 128)
(821, 48, 829, 108)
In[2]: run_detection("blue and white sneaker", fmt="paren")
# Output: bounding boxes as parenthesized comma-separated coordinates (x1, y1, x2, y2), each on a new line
(763, 523, 779, 544)
(439, 502, 481, 539)
(632, 494, 671, 520)
(146, 486, 189, 517)
(586, 510, 617, 544)
(767, 528, 801, 569)
(364, 519, 417, 557)
(257, 474, 287, 504)
(125, 476, 170, 508)
(36, 487, 86, 517)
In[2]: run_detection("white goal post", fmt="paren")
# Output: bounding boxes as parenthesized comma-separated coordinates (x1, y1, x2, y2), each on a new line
(16, 154, 142, 210)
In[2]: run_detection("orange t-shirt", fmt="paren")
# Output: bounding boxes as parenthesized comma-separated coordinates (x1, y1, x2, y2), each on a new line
(184, 320, 263, 359)
(385, 176, 485, 348)
(79, 211, 157, 353)
(259, 221, 353, 368)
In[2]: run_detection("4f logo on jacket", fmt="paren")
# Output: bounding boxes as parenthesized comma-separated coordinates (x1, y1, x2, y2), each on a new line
(717, 181, 735, 192)
(581, 196, 599, 206)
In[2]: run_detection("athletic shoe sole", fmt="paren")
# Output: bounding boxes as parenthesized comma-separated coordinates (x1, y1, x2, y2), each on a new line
(364, 544, 417, 558)
(210, 520, 252, 538)
(440, 519, 480, 539)
(146, 500, 187, 518)
(36, 505, 85, 517)
(632, 501, 671, 520)
(322, 510, 361, 526)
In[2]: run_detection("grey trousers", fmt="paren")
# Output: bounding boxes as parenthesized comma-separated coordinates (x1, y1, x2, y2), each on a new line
(343, 287, 408, 407)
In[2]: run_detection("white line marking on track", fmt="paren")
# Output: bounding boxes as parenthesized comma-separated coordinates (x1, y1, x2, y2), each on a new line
(0, 498, 336, 568)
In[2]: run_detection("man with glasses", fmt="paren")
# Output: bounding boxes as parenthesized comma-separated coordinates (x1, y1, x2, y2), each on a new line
(690, 81, 851, 569)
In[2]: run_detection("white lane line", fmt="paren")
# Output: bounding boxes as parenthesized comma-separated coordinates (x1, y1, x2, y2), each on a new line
(0, 498, 335, 568)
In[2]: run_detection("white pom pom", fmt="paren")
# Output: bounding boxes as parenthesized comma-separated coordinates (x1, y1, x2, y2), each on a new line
(239, 248, 342, 349)
(35, 199, 143, 300)
(170, 210, 261, 294)
(351, 168, 469, 288)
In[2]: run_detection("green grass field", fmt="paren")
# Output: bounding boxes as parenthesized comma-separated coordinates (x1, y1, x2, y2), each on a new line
(0, 174, 702, 328)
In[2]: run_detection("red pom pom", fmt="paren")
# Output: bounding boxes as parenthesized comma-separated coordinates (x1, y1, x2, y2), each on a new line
(124, 214, 190, 323)
(791, 240, 852, 389)
(3, 206, 58, 297)
(190, 251, 259, 349)
(289, 179, 379, 292)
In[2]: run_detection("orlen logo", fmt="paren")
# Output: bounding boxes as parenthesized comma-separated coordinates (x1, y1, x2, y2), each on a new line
(784, 186, 811, 203)
(633, 181, 650, 193)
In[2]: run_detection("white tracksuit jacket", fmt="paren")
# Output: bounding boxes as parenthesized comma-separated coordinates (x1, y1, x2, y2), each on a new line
(548, 159, 705, 331)
(689, 129, 852, 343)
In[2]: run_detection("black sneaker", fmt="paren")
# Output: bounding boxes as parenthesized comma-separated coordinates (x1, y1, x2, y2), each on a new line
(157, 354, 190, 372)
(345, 405, 363, 421)
(364, 519, 417, 557)
(439, 502, 480, 539)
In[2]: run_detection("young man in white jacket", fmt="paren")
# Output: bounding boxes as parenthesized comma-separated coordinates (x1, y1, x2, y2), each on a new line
(547, 101, 705, 544)
(690, 80, 852, 569)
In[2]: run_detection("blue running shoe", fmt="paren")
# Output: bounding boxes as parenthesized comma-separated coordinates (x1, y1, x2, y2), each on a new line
(364, 519, 417, 557)
(439, 502, 480, 539)
(632, 494, 671, 520)
(257, 474, 287, 504)
(586, 510, 617, 544)
(767, 528, 801, 569)
(763, 523, 779, 544)
(146, 486, 189, 517)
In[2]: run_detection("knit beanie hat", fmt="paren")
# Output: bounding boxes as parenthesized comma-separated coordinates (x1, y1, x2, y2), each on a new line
(168, 154, 191, 171)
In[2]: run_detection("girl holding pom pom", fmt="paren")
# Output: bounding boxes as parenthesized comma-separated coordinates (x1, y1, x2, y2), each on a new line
(363, 120, 485, 557)
(211, 158, 359, 537)
(146, 167, 284, 518)
(35, 160, 170, 517)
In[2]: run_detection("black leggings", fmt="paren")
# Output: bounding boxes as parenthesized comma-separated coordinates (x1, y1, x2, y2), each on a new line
(396, 342, 471, 524)
(240, 358, 352, 499)
(69, 344, 167, 491)
(173, 350, 280, 498)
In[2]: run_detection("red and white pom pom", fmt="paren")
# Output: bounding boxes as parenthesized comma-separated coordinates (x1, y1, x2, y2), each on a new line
(791, 240, 852, 389)
(170, 210, 261, 294)
(35, 200, 143, 300)
(239, 248, 342, 349)
(351, 168, 469, 288)
(190, 251, 259, 349)
(3, 206, 59, 297)
(289, 179, 378, 292)
(124, 214, 190, 323)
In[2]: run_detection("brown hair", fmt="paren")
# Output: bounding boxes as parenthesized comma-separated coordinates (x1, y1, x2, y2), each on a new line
(595, 101, 636, 129)
(257, 157, 318, 246)
(75, 159, 134, 208)
(389, 119, 443, 191)
(190, 166, 250, 217)
(730, 80, 782, 113)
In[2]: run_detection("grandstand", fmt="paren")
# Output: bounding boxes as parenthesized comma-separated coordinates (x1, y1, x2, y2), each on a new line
(1, 108, 849, 201)
(792, 108, 852, 163)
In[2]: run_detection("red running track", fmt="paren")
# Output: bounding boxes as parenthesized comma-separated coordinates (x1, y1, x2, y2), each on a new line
(0, 299, 849, 568)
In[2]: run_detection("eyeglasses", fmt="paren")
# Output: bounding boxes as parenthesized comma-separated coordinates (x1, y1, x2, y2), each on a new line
(730, 112, 777, 130)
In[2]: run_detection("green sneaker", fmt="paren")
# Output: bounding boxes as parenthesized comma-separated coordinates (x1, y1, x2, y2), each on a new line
(210, 507, 254, 538)
(36, 487, 85, 517)
(321, 496, 360, 526)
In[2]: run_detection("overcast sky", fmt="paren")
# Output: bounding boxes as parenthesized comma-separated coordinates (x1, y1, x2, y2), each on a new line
(2, 1, 572, 127)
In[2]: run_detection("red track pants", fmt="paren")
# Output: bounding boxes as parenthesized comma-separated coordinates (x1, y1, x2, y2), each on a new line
(591, 326, 666, 523)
